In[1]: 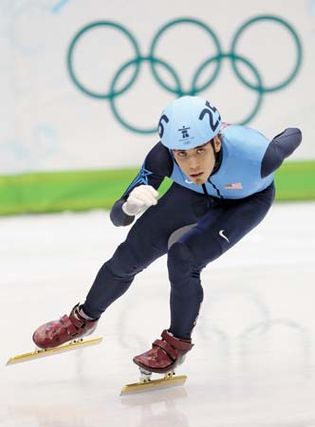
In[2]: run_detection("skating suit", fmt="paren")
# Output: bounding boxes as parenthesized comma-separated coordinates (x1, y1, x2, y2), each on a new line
(82, 126, 301, 339)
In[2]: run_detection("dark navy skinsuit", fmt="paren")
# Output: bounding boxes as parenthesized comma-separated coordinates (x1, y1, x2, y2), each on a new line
(82, 126, 302, 339)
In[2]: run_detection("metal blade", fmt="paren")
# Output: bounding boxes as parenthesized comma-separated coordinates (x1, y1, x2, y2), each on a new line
(6, 336, 103, 366)
(120, 374, 187, 395)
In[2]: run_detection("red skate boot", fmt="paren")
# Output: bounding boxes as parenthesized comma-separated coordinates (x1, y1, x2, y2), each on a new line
(32, 303, 98, 349)
(133, 330, 194, 374)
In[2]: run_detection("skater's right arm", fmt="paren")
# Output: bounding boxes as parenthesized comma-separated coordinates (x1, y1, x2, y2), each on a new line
(110, 142, 173, 226)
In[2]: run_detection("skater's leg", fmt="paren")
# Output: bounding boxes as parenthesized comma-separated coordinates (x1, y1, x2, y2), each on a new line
(32, 184, 226, 349)
(168, 184, 275, 340)
(81, 238, 163, 319)
(134, 185, 274, 374)
(80, 184, 212, 319)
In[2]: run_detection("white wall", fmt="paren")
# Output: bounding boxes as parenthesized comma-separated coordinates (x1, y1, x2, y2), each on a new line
(0, 0, 314, 174)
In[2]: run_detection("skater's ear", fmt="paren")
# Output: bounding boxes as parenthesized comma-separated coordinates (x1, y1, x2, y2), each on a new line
(212, 135, 221, 153)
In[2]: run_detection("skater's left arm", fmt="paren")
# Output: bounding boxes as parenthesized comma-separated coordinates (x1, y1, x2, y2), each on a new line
(110, 142, 173, 226)
(261, 128, 302, 178)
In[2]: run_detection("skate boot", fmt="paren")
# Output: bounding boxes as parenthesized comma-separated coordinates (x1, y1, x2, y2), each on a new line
(32, 303, 98, 349)
(133, 329, 194, 374)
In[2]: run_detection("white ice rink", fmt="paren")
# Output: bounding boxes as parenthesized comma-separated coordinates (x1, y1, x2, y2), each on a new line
(1, 202, 315, 427)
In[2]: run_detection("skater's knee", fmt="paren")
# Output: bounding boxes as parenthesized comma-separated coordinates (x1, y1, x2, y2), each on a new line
(168, 241, 193, 265)
(109, 243, 143, 277)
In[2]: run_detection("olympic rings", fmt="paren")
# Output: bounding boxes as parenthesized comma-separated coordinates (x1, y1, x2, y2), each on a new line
(67, 15, 303, 133)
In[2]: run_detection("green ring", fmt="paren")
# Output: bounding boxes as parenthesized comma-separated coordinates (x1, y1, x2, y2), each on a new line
(149, 17, 223, 95)
(67, 21, 141, 99)
(230, 15, 303, 93)
(193, 52, 264, 124)
(109, 56, 183, 134)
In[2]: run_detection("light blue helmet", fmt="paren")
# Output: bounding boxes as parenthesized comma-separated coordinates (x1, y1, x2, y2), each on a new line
(158, 95, 222, 150)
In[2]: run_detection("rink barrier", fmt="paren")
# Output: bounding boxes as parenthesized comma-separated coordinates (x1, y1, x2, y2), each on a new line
(0, 160, 314, 215)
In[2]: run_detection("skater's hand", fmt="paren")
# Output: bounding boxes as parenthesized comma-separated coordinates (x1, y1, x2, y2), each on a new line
(122, 185, 159, 216)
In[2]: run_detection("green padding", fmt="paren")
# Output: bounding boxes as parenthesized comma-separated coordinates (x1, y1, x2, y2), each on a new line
(274, 161, 315, 200)
(0, 161, 314, 215)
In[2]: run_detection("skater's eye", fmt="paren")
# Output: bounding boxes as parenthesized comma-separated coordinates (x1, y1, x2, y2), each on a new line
(196, 147, 205, 155)
(174, 151, 188, 158)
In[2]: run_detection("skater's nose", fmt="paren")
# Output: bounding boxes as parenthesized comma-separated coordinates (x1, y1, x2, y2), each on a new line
(187, 155, 199, 171)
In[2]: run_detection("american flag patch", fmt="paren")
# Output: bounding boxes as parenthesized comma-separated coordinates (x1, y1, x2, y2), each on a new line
(224, 182, 243, 190)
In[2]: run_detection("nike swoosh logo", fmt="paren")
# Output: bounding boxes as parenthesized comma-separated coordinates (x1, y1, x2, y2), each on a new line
(219, 229, 230, 243)
(185, 179, 193, 184)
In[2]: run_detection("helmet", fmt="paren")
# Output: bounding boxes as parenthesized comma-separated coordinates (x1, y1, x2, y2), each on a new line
(158, 95, 222, 150)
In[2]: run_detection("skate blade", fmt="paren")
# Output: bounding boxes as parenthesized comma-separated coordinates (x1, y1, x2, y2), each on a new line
(6, 336, 103, 366)
(120, 374, 187, 395)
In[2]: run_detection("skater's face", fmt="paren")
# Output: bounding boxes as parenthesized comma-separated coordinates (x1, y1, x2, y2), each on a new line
(172, 136, 221, 185)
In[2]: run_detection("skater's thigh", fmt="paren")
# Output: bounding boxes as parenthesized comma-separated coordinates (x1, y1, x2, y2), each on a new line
(179, 184, 275, 268)
(125, 183, 212, 253)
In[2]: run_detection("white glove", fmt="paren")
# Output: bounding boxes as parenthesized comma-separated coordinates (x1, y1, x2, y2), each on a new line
(122, 185, 159, 216)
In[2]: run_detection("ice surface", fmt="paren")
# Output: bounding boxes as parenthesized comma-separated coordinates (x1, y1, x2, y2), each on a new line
(0, 203, 315, 427)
